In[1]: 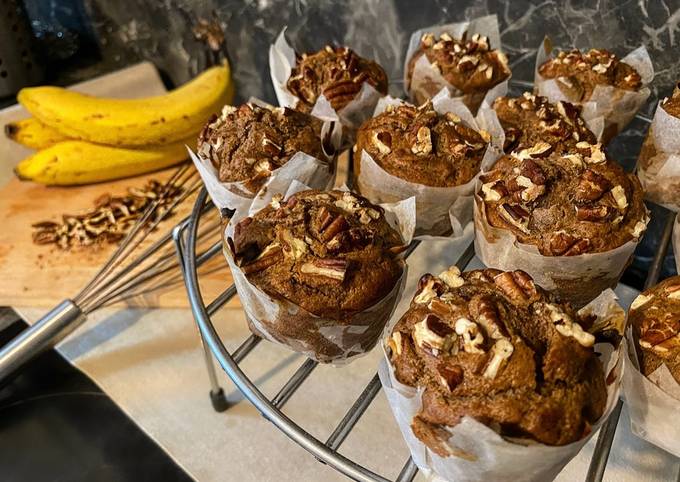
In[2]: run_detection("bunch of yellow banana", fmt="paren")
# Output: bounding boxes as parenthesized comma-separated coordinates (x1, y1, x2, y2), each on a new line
(8, 62, 234, 185)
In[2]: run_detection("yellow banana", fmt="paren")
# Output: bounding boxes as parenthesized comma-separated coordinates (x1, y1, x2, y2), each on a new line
(15, 137, 197, 185)
(18, 62, 233, 146)
(5, 117, 72, 149)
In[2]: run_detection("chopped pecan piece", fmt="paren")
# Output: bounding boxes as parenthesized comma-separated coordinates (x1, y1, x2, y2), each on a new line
(574, 169, 611, 203)
(300, 258, 348, 282)
(576, 205, 611, 221)
(493, 270, 537, 303)
(437, 363, 464, 391)
(241, 244, 283, 274)
(549, 231, 591, 256)
(411, 126, 432, 155)
(498, 203, 530, 233)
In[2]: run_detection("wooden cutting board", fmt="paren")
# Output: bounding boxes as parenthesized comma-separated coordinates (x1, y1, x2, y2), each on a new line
(0, 63, 235, 309)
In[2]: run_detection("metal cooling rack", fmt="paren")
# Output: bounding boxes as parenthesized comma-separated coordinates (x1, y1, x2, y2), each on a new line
(173, 121, 678, 482)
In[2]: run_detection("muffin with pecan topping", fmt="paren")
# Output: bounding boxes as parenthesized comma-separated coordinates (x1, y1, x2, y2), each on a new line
(355, 100, 488, 188)
(493, 92, 596, 154)
(406, 31, 510, 111)
(197, 103, 330, 194)
(538, 48, 642, 102)
(478, 141, 646, 256)
(387, 266, 606, 452)
(629, 277, 680, 385)
(637, 83, 680, 210)
(536, 47, 649, 143)
(287, 45, 388, 114)
(227, 189, 406, 362)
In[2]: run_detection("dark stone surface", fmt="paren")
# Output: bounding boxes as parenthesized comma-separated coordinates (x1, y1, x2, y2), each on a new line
(0, 310, 192, 482)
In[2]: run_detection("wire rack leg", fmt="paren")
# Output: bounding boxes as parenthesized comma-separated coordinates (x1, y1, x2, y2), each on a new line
(173, 222, 229, 412)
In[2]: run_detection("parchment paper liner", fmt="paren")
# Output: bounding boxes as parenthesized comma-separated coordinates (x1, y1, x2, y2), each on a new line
(404, 14, 510, 113)
(673, 215, 680, 275)
(269, 28, 384, 142)
(223, 181, 416, 364)
(637, 85, 680, 211)
(355, 89, 504, 236)
(473, 194, 649, 307)
(379, 289, 625, 482)
(188, 111, 341, 215)
(534, 38, 653, 144)
(622, 325, 680, 457)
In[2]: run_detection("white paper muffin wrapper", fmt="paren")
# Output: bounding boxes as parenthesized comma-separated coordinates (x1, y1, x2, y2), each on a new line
(404, 14, 509, 111)
(673, 215, 680, 275)
(622, 328, 680, 457)
(637, 90, 680, 211)
(473, 195, 649, 307)
(269, 28, 384, 140)
(379, 289, 625, 482)
(224, 181, 416, 364)
(534, 39, 653, 143)
(356, 89, 503, 236)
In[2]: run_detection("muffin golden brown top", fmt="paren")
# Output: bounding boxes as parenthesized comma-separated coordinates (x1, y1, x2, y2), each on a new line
(287, 45, 388, 113)
(478, 141, 647, 255)
(493, 92, 597, 154)
(629, 277, 680, 385)
(538, 48, 642, 102)
(407, 31, 510, 95)
(197, 103, 327, 193)
(354, 101, 489, 187)
(388, 267, 606, 452)
(228, 190, 405, 318)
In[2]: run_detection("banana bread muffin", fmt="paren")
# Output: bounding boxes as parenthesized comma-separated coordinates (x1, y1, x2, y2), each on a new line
(629, 277, 680, 385)
(227, 189, 406, 361)
(493, 92, 597, 154)
(538, 48, 642, 102)
(387, 266, 606, 452)
(477, 141, 647, 255)
(287, 45, 388, 113)
(637, 83, 680, 208)
(197, 103, 328, 193)
(406, 31, 510, 109)
(354, 100, 489, 188)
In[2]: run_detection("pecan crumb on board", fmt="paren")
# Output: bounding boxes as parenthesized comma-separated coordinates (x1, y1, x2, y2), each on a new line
(31, 180, 183, 250)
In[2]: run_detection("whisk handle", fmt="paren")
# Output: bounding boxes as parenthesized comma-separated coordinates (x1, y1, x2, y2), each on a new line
(0, 300, 84, 382)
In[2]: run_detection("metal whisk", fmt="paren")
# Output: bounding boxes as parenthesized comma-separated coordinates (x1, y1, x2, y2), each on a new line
(0, 163, 220, 382)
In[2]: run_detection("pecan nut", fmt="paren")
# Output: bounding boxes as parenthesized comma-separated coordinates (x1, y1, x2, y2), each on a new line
(498, 203, 530, 233)
(437, 363, 464, 391)
(493, 270, 538, 303)
(300, 258, 348, 282)
(411, 126, 432, 155)
(549, 231, 591, 256)
(574, 169, 611, 203)
(576, 205, 611, 221)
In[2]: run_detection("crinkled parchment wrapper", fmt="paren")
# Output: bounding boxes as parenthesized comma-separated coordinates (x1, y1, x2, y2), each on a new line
(269, 28, 384, 142)
(404, 14, 510, 113)
(622, 327, 680, 457)
(355, 89, 503, 236)
(637, 86, 680, 211)
(473, 194, 649, 307)
(188, 113, 340, 215)
(379, 289, 625, 482)
(534, 38, 654, 144)
(673, 215, 680, 275)
(223, 181, 416, 364)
